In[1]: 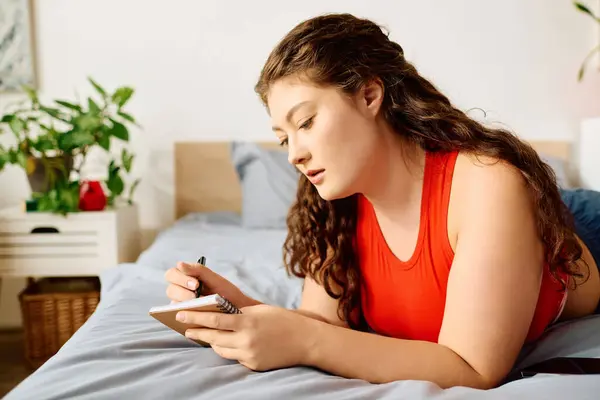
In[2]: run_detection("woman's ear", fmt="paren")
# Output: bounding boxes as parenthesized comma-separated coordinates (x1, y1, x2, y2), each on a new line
(360, 79, 384, 117)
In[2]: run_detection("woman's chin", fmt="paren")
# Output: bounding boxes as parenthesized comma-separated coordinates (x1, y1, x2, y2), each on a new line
(315, 184, 352, 202)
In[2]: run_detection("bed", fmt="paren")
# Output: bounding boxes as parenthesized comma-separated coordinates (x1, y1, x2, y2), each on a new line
(5, 139, 600, 400)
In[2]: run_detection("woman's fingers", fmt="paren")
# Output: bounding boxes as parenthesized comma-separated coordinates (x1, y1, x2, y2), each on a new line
(176, 262, 225, 289)
(185, 328, 239, 348)
(164, 262, 229, 303)
(212, 345, 244, 362)
(177, 311, 239, 331)
(166, 261, 250, 307)
(165, 265, 200, 291)
(166, 283, 197, 302)
(176, 261, 210, 278)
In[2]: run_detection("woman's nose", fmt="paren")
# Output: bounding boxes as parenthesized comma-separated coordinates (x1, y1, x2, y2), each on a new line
(287, 141, 311, 165)
(288, 149, 310, 165)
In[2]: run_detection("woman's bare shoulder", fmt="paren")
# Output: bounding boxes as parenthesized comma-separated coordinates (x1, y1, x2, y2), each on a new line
(451, 152, 530, 202)
(446, 152, 534, 249)
(455, 152, 526, 181)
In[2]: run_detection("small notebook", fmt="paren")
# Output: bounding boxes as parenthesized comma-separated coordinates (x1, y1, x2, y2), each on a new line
(149, 294, 241, 346)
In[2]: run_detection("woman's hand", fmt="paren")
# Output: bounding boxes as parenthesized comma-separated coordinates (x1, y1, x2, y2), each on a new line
(164, 261, 259, 309)
(176, 304, 317, 371)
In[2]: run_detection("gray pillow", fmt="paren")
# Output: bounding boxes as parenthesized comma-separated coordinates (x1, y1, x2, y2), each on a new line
(540, 153, 572, 189)
(231, 141, 299, 229)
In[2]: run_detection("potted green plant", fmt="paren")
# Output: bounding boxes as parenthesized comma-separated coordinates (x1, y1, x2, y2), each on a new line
(0, 77, 141, 214)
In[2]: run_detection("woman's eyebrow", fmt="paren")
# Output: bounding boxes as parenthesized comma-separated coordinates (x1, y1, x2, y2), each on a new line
(272, 101, 311, 132)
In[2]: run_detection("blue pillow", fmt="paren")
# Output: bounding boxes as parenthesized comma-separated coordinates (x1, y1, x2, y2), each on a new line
(231, 142, 299, 229)
(560, 188, 600, 266)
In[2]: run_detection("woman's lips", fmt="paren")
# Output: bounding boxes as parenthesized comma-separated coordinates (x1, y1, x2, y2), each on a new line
(307, 169, 325, 184)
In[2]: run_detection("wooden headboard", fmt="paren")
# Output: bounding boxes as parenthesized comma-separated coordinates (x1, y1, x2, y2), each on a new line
(174, 141, 283, 219)
(174, 140, 571, 218)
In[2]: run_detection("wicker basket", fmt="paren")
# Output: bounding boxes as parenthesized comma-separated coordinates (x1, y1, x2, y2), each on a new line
(19, 277, 100, 369)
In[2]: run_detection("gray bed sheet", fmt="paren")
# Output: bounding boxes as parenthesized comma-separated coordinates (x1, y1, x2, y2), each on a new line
(5, 212, 600, 399)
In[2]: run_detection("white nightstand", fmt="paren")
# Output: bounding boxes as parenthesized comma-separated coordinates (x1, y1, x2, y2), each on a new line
(0, 204, 141, 278)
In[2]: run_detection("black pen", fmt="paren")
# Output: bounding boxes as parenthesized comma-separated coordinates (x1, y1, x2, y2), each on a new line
(195, 256, 206, 298)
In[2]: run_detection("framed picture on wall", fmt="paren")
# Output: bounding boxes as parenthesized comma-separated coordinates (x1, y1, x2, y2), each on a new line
(0, 0, 36, 92)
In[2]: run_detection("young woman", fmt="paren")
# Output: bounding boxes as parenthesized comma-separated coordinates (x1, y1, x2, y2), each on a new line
(164, 14, 600, 389)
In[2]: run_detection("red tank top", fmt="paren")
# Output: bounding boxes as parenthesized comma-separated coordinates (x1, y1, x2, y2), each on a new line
(357, 150, 567, 343)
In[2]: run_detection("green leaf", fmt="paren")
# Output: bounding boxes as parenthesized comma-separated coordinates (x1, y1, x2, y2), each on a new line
(574, 2, 597, 18)
(40, 106, 69, 122)
(58, 130, 95, 151)
(88, 98, 101, 114)
(127, 178, 140, 204)
(109, 120, 129, 141)
(38, 122, 52, 132)
(36, 190, 58, 211)
(15, 152, 27, 169)
(7, 149, 19, 164)
(34, 179, 81, 215)
(0, 146, 7, 170)
(46, 128, 62, 143)
(576, 44, 600, 81)
(9, 118, 26, 136)
(88, 77, 107, 97)
(1, 114, 15, 123)
(106, 159, 125, 203)
(98, 130, 111, 151)
(72, 113, 102, 131)
(578, 63, 586, 81)
(22, 85, 39, 104)
(117, 111, 135, 123)
(55, 100, 82, 112)
(59, 184, 80, 211)
(32, 135, 56, 152)
(106, 170, 124, 196)
(6, 145, 29, 169)
(121, 149, 134, 172)
(70, 131, 96, 147)
(111, 87, 134, 108)
(56, 133, 70, 151)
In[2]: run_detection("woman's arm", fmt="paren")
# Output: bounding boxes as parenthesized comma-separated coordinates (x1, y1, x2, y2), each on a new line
(243, 276, 348, 326)
(303, 322, 488, 388)
(293, 276, 348, 327)
(300, 158, 543, 389)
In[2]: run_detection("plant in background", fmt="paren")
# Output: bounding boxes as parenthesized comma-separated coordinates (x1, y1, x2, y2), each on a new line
(574, 1, 600, 80)
(0, 77, 141, 214)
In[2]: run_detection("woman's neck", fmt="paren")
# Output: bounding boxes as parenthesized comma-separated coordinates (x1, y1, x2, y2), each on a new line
(360, 129, 426, 221)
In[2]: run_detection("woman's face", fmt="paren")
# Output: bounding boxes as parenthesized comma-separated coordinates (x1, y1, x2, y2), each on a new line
(267, 76, 385, 201)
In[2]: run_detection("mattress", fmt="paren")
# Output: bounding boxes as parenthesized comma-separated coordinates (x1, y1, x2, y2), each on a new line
(5, 212, 600, 400)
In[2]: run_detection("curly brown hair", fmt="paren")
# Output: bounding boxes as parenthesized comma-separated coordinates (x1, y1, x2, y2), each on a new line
(254, 13, 583, 330)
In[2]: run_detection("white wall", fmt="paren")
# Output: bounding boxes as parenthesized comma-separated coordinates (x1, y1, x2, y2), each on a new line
(1, 0, 600, 327)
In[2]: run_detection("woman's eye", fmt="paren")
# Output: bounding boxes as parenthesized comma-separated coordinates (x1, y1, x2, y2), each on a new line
(279, 138, 289, 147)
(299, 117, 314, 130)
